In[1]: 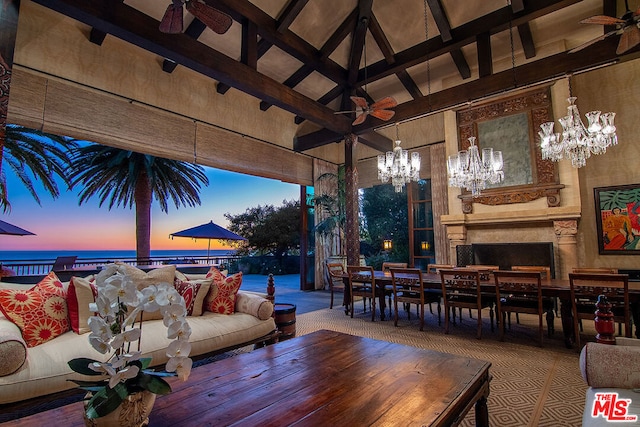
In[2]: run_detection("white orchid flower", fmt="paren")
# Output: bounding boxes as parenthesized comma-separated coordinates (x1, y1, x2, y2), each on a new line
(167, 319, 192, 340)
(166, 339, 192, 358)
(89, 335, 111, 354)
(162, 304, 187, 327)
(91, 294, 116, 320)
(107, 365, 140, 389)
(103, 276, 138, 306)
(88, 361, 113, 375)
(88, 316, 112, 340)
(111, 327, 141, 349)
(111, 351, 142, 369)
(165, 356, 192, 381)
(139, 285, 169, 313)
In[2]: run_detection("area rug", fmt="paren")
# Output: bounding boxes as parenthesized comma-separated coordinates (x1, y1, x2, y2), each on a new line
(294, 306, 588, 427)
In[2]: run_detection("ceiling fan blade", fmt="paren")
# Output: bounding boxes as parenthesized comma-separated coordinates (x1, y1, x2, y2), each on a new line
(616, 25, 640, 54)
(350, 96, 369, 109)
(568, 30, 617, 53)
(159, 2, 184, 34)
(186, 1, 232, 34)
(580, 15, 625, 25)
(370, 109, 396, 122)
(370, 96, 398, 111)
(352, 112, 368, 126)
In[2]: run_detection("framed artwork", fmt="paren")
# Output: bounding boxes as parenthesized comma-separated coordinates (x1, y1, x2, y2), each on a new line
(594, 184, 640, 255)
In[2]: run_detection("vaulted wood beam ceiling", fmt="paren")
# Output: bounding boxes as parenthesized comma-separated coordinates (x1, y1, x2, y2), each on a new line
(426, 0, 471, 79)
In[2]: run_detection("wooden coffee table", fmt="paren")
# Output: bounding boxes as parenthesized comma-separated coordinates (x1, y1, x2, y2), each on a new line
(6, 330, 491, 426)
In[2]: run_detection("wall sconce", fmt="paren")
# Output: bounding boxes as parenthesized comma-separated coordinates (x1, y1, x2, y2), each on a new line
(383, 240, 393, 251)
(421, 241, 430, 251)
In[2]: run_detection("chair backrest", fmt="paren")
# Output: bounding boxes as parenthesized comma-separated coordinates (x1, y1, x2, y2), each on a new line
(573, 267, 619, 274)
(494, 270, 543, 304)
(511, 265, 552, 281)
(439, 268, 482, 299)
(465, 265, 499, 271)
(390, 268, 424, 296)
(382, 262, 408, 271)
(52, 256, 77, 271)
(347, 265, 375, 286)
(426, 263, 455, 274)
(326, 262, 345, 278)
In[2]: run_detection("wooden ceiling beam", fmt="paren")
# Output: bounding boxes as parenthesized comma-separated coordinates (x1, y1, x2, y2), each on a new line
(477, 32, 492, 78)
(35, 0, 353, 135)
(426, 0, 452, 42)
(277, 0, 309, 33)
(397, 70, 423, 99)
(162, 19, 206, 74)
(348, 0, 374, 85)
(357, 0, 582, 86)
(518, 22, 536, 58)
(295, 36, 628, 150)
(449, 50, 471, 79)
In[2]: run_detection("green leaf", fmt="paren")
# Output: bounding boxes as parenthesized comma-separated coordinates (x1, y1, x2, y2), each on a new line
(139, 358, 153, 369)
(137, 373, 172, 395)
(68, 358, 103, 376)
(85, 386, 127, 419)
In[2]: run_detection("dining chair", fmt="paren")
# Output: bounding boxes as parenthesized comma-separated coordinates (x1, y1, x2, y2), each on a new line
(390, 268, 441, 330)
(493, 270, 554, 347)
(573, 267, 619, 274)
(326, 262, 345, 310)
(439, 268, 494, 339)
(569, 272, 630, 349)
(381, 262, 407, 317)
(511, 265, 555, 321)
(426, 264, 455, 318)
(347, 265, 378, 321)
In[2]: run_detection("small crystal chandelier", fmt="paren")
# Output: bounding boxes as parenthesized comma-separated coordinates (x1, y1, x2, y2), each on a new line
(377, 123, 421, 192)
(447, 136, 504, 197)
(538, 84, 617, 168)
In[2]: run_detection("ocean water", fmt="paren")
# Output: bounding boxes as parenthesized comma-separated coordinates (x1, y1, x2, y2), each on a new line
(0, 249, 237, 263)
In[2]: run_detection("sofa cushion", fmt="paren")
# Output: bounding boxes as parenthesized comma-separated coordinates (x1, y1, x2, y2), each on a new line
(117, 264, 176, 321)
(0, 334, 27, 376)
(0, 272, 70, 347)
(235, 291, 273, 320)
(175, 279, 212, 316)
(204, 268, 242, 315)
(580, 341, 640, 389)
(66, 276, 97, 334)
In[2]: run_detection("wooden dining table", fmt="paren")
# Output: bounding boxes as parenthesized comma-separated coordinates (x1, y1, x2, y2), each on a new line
(343, 270, 640, 348)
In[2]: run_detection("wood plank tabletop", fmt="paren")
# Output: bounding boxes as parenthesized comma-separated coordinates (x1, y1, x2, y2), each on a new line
(5, 330, 491, 427)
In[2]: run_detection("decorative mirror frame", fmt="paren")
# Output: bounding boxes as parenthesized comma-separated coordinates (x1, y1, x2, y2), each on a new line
(456, 86, 564, 214)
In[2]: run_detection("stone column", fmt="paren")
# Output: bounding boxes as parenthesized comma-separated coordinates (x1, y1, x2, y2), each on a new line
(554, 219, 578, 279)
(446, 224, 467, 266)
(344, 134, 360, 267)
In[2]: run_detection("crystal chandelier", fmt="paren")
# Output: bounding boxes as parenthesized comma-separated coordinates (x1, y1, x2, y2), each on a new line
(447, 136, 504, 197)
(538, 93, 617, 168)
(377, 123, 421, 192)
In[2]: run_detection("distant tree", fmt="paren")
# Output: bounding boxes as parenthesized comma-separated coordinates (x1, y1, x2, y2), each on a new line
(0, 124, 77, 212)
(225, 200, 300, 260)
(68, 144, 209, 262)
(361, 184, 409, 263)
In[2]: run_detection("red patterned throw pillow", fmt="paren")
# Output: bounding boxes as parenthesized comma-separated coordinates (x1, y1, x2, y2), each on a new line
(0, 271, 70, 347)
(204, 267, 242, 315)
(66, 276, 98, 334)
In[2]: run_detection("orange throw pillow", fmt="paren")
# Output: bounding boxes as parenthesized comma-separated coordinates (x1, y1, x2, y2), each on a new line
(204, 267, 242, 315)
(0, 271, 70, 347)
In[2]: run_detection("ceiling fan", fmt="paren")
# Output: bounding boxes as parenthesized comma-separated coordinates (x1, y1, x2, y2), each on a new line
(335, 96, 398, 126)
(569, 0, 640, 55)
(159, 0, 232, 35)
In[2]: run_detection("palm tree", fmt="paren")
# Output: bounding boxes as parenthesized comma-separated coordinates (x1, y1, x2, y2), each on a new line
(0, 124, 77, 212)
(69, 144, 209, 262)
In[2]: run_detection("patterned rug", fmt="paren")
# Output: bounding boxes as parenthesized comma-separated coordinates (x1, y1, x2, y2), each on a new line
(293, 306, 589, 427)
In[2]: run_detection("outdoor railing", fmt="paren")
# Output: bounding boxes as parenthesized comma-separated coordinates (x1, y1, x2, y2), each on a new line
(1, 255, 241, 277)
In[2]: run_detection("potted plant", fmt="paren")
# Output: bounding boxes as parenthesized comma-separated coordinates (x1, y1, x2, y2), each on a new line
(68, 264, 192, 426)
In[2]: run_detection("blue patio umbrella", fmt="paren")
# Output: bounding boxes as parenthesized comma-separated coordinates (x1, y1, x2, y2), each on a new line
(170, 220, 246, 260)
(0, 219, 35, 236)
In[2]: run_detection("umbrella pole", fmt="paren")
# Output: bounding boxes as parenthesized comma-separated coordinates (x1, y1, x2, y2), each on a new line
(207, 239, 211, 263)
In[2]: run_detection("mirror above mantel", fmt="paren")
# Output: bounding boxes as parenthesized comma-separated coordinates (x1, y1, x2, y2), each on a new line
(456, 86, 564, 214)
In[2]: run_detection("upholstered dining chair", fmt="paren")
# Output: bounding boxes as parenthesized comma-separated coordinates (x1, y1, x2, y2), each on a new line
(347, 265, 378, 321)
(390, 268, 441, 330)
(569, 272, 630, 349)
(494, 270, 554, 347)
(439, 268, 494, 339)
(326, 262, 345, 310)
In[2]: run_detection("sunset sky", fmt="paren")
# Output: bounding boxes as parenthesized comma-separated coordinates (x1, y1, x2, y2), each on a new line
(1, 157, 300, 252)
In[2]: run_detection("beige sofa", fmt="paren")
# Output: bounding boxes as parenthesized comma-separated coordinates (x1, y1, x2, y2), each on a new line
(579, 338, 640, 426)
(0, 266, 277, 410)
